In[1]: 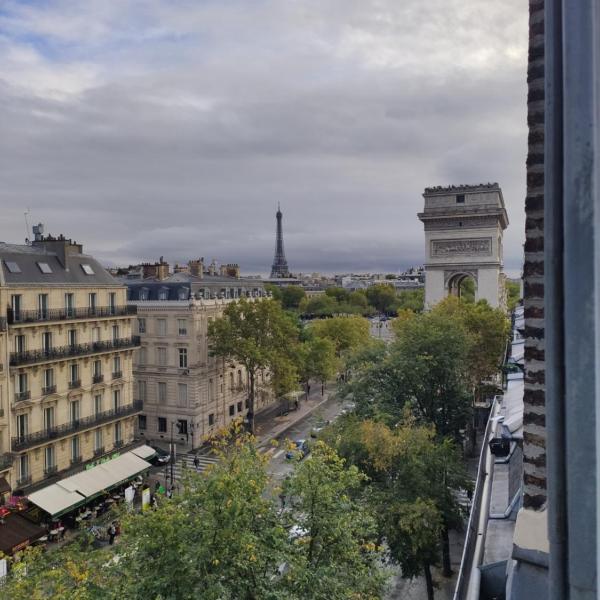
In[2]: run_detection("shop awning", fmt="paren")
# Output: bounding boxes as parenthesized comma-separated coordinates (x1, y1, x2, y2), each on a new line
(130, 444, 157, 461)
(28, 449, 152, 517)
(27, 485, 87, 518)
(0, 513, 46, 555)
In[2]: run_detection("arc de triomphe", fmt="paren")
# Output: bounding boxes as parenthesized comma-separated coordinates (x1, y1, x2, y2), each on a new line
(417, 183, 508, 309)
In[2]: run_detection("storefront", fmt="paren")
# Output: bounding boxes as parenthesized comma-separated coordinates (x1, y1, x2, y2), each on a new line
(27, 446, 155, 520)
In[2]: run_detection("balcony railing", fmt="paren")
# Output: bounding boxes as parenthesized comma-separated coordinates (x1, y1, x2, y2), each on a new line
(7, 305, 137, 325)
(93, 446, 105, 457)
(44, 465, 58, 477)
(9, 336, 141, 367)
(92, 374, 104, 384)
(15, 390, 31, 402)
(42, 385, 57, 395)
(71, 455, 82, 466)
(11, 400, 143, 451)
(17, 475, 32, 487)
(114, 440, 124, 449)
(112, 371, 123, 379)
(0, 317, 6, 332)
(68, 379, 82, 390)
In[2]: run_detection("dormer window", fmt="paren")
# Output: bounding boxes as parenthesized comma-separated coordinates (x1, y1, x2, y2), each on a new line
(37, 262, 52, 274)
(81, 264, 94, 275)
(158, 287, 169, 301)
(456, 194, 465, 203)
(139, 288, 149, 301)
(5, 261, 21, 273)
(177, 287, 189, 300)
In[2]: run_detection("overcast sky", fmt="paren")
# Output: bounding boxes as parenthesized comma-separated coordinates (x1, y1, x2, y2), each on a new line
(0, 0, 527, 276)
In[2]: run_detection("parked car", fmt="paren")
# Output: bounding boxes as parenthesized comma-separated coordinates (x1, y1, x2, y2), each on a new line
(286, 439, 310, 460)
(149, 446, 171, 466)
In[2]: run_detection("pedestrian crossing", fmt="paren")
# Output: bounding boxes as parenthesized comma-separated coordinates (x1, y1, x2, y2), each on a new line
(160, 452, 220, 482)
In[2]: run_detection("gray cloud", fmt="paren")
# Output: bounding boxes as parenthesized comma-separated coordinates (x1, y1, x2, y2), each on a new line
(0, 0, 527, 276)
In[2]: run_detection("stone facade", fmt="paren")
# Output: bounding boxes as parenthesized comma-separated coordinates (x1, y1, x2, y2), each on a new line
(522, 0, 546, 510)
(132, 298, 275, 448)
(0, 236, 140, 497)
(418, 184, 509, 308)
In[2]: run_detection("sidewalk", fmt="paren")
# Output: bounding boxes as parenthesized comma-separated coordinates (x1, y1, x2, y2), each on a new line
(255, 385, 334, 448)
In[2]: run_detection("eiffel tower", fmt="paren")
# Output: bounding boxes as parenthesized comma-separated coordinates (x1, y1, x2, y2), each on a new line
(270, 204, 290, 278)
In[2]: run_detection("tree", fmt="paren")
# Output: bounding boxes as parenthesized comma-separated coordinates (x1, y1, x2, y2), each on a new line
(3, 432, 389, 600)
(208, 298, 300, 433)
(395, 288, 424, 313)
(264, 283, 282, 301)
(299, 295, 338, 317)
(298, 336, 338, 396)
(505, 279, 521, 311)
(347, 310, 472, 441)
(326, 418, 470, 600)
(325, 287, 350, 303)
(310, 316, 371, 358)
(282, 442, 387, 599)
(366, 284, 397, 314)
(348, 290, 368, 310)
(280, 286, 306, 310)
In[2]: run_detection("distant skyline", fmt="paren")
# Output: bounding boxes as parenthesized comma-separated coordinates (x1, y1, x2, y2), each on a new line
(0, 1, 527, 277)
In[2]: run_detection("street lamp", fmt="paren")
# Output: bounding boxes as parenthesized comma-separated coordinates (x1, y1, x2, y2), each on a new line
(169, 420, 178, 488)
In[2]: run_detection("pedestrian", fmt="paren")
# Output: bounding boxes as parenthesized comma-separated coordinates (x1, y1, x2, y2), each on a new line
(154, 480, 160, 493)
(166, 486, 173, 499)
(294, 398, 299, 411)
(151, 495, 158, 509)
(193, 455, 200, 471)
(108, 522, 116, 545)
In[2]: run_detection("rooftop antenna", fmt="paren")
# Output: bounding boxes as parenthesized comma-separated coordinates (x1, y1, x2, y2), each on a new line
(24, 209, 31, 244)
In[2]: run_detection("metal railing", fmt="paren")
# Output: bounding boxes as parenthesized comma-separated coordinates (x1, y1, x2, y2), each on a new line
(70, 456, 82, 466)
(44, 465, 58, 477)
(92, 374, 104, 384)
(10, 336, 141, 367)
(14, 391, 31, 402)
(42, 385, 57, 395)
(17, 475, 32, 487)
(7, 305, 137, 325)
(453, 398, 501, 600)
(11, 400, 143, 451)
(0, 317, 6, 332)
(112, 371, 123, 379)
(114, 440, 124, 449)
(68, 379, 82, 390)
(93, 446, 105, 457)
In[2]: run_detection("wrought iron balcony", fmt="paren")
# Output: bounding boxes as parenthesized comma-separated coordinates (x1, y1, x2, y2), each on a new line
(0, 317, 6, 332)
(7, 304, 137, 325)
(15, 390, 31, 402)
(9, 336, 141, 367)
(112, 371, 123, 380)
(92, 374, 104, 384)
(44, 465, 58, 477)
(70, 455, 82, 466)
(42, 385, 57, 395)
(114, 440, 124, 449)
(11, 400, 143, 451)
(93, 446, 105, 457)
(68, 379, 82, 390)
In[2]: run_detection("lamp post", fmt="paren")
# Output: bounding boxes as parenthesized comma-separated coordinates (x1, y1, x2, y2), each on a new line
(190, 421, 195, 453)
(169, 421, 176, 488)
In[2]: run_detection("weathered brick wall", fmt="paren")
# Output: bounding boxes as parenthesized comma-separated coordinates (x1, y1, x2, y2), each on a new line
(522, 0, 546, 510)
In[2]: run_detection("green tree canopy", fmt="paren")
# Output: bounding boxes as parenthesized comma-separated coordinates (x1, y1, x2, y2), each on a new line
(324, 287, 351, 303)
(208, 298, 300, 432)
(365, 284, 397, 314)
(395, 288, 424, 313)
(280, 285, 306, 310)
(299, 295, 338, 317)
(310, 315, 371, 358)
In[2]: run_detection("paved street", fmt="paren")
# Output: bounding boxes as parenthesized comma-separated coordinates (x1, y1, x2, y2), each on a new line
(370, 317, 395, 342)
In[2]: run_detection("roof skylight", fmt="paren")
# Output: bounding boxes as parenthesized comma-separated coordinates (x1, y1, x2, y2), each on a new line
(81, 264, 95, 275)
(4, 261, 21, 274)
(37, 262, 53, 274)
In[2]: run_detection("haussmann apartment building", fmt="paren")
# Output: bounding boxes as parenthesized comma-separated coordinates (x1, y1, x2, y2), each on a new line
(0, 233, 141, 500)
